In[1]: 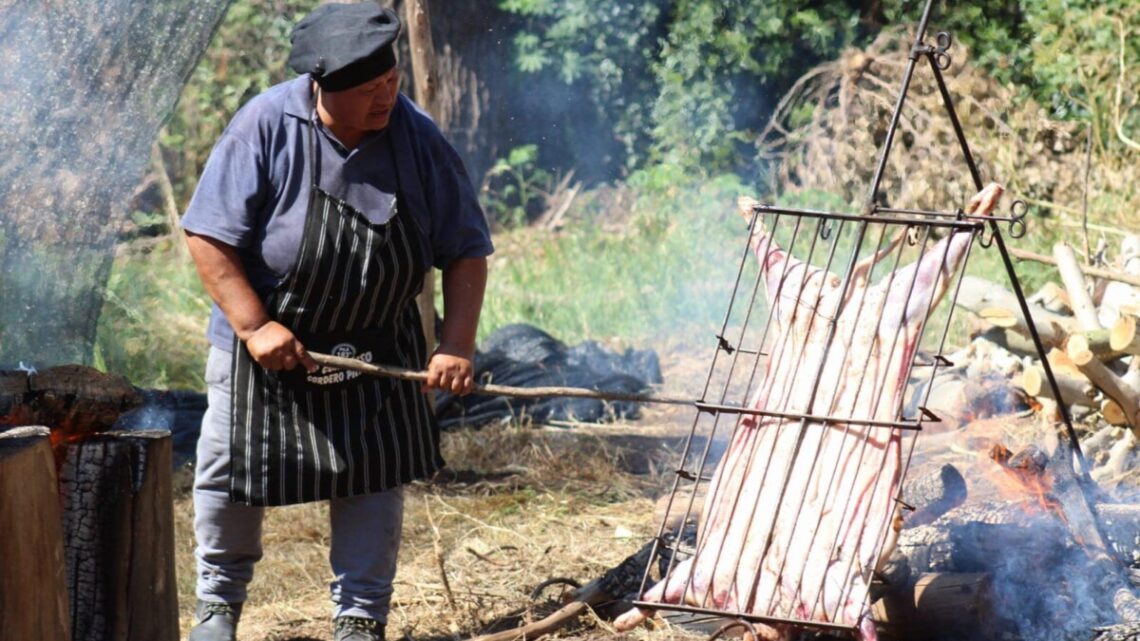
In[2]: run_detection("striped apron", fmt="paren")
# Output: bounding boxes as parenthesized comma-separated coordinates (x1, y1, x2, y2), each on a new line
(229, 117, 442, 506)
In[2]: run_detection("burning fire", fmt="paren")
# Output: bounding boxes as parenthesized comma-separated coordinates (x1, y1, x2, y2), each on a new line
(987, 442, 1068, 525)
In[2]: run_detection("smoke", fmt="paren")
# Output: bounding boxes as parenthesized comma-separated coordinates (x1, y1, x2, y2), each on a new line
(0, 0, 230, 367)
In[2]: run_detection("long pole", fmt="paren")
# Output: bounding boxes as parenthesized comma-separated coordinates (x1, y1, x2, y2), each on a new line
(308, 351, 693, 405)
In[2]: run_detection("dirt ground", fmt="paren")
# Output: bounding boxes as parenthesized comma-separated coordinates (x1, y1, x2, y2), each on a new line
(173, 350, 717, 641)
(170, 343, 1100, 641)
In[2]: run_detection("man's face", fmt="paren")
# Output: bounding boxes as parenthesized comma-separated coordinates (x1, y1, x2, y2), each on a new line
(320, 68, 400, 132)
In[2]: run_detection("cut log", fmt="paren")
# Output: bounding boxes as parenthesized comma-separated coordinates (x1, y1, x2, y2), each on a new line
(902, 464, 967, 527)
(1104, 399, 1130, 426)
(872, 573, 999, 641)
(956, 277, 1075, 349)
(1066, 329, 1123, 361)
(1054, 242, 1103, 331)
(1112, 315, 1140, 357)
(60, 430, 178, 641)
(1019, 366, 1097, 409)
(0, 427, 70, 641)
(1067, 339, 1140, 433)
(1029, 281, 1072, 314)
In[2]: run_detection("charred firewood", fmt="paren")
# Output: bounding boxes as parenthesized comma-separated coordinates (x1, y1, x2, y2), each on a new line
(0, 365, 141, 439)
(1092, 622, 1140, 641)
(872, 572, 1006, 641)
(59, 430, 177, 641)
(902, 464, 967, 527)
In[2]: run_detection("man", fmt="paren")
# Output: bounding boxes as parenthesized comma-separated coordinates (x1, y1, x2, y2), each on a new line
(180, 4, 492, 641)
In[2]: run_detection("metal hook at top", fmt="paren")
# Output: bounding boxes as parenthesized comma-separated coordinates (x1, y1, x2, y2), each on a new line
(1008, 199, 1029, 239)
(977, 224, 996, 249)
(819, 219, 834, 241)
(931, 31, 953, 70)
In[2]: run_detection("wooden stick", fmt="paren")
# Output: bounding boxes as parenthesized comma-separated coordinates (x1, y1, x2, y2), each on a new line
(405, 0, 439, 361)
(308, 352, 694, 405)
(1019, 366, 1097, 408)
(1054, 242, 1103, 331)
(1067, 339, 1140, 433)
(1008, 247, 1140, 288)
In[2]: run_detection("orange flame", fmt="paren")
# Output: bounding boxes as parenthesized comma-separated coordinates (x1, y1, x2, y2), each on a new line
(987, 443, 1068, 525)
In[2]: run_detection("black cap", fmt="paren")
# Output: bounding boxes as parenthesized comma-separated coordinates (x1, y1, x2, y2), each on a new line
(288, 3, 400, 92)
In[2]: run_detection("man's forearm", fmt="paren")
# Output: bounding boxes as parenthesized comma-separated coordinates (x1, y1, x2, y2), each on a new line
(185, 232, 271, 341)
(437, 257, 487, 357)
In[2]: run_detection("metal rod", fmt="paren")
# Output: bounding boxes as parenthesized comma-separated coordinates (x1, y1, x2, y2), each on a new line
(754, 204, 983, 230)
(693, 402, 924, 430)
(926, 56, 1093, 474)
(630, 601, 857, 635)
(307, 352, 693, 405)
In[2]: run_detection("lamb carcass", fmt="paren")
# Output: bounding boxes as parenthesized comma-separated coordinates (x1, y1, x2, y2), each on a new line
(616, 184, 1004, 640)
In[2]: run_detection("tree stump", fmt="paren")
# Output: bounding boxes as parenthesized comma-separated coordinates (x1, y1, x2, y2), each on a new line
(59, 430, 178, 641)
(0, 426, 70, 641)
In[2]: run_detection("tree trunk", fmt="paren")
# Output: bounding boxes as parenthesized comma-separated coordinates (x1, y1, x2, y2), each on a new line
(405, 0, 439, 357)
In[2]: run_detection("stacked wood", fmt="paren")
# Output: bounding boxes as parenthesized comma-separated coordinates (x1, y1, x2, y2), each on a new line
(0, 427, 70, 641)
(959, 235, 1140, 440)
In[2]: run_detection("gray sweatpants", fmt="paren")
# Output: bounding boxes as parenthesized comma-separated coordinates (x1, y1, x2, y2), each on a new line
(193, 347, 404, 622)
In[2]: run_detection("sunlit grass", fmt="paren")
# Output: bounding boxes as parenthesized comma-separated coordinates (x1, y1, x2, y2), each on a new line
(94, 238, 211, 390)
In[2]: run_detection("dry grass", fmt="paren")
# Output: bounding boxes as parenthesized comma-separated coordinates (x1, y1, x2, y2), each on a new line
(173, 414, 706, 641)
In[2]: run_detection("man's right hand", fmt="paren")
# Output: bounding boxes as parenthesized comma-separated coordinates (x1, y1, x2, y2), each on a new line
(245, 321, 318, 372)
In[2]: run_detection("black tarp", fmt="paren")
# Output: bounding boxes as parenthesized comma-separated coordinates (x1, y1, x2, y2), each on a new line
(433, 324, 663, 428)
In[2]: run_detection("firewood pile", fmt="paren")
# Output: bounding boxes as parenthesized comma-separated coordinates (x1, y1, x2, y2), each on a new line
(952, 233, 1140, 487)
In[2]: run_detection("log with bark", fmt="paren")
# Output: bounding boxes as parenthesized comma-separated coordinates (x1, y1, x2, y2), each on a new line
(60, 430, 178, 641)
(0, 426, 70, 641)
(871, 573, 1001, 641)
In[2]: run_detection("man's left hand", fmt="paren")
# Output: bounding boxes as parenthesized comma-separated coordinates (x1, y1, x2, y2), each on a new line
(425, 348, 475, 395)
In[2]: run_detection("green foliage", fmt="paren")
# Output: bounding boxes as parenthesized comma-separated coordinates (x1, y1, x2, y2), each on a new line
(498, 0, 666, 172)
(481, 145, 553, 228)
(163, 0, 320, 209)
(649, 1, 862, 173)
(479, 163, 757, 345)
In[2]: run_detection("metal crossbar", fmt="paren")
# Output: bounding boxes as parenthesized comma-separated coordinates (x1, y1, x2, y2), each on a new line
(629, 0, 1107, 637)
